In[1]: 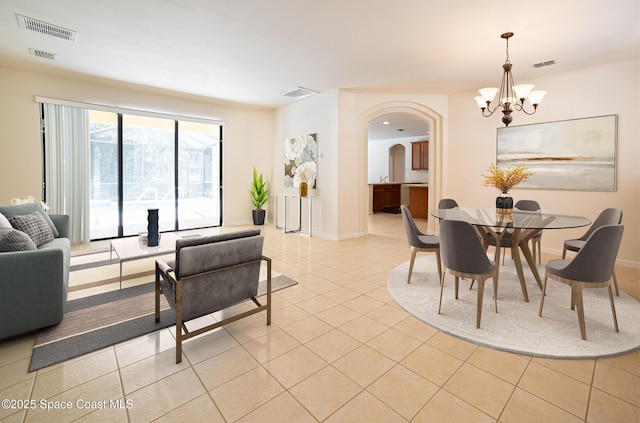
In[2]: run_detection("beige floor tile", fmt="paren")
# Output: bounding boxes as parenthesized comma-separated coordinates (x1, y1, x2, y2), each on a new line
(26, 371, 123, 422)
(500, 387, 583, 423)
(154, 393, 225, 422)
(242, 329, 301, 363)
(325, 390, 406, 422)
(0, 357, 32, 391)
(120, 348, 190, 394)
(393, 316, 439, 342)
(367, 364, 438, 420)
(127, 368, 206, 422)
(210, 366, 285, 422)
(321, 286, 362, 304)
(237, 392, 316, 423)
(32, 348, 117, 399)
(592, 361, 640, 406)
(598, 349, 640, 377)
(306, 278, 341, 294)
(224, 314, 278, 344)
(180, 327, 240, 364)
(367, 285, 396, 303)
(413, 389, 495, 423)
(296, 294, 339, 314)
(74, 404, 128, 422)
(270, 303, 311, 328)
(338, 315, 389, 343)
(0, 334, 34, 367)
(305, 329, 363, 363)
(426, 332, 478, 361)
(588, 387, 640, 423)
(289, 366, 362, 421)
(443, 362, 514, 418)
(366, 303, 409, 327)
(282, 315, 333, 343)
(532, 356, 595, 384)
(467, 347, 529, 385)
(401, 343, 463, 386)
(342, 295, 385, 314)
(194, 346, 259, 391)
(333, 345, 395, 387)
(367, 327, 422, 362)
(0, 379, 32, 421)
(263, 345, 327, 388)
(518, 361, 590, 418)
(114, 328, 177, 368)
(316, 304, 362, 327)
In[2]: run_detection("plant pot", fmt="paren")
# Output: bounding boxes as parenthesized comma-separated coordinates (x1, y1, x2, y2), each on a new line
(252, 209, 266, 225)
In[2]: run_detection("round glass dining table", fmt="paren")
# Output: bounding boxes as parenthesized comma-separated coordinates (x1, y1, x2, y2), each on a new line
(431, 206, 591, 302)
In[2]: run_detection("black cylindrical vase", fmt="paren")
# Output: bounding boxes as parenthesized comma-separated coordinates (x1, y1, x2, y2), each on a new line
(147, 208, 159, 247)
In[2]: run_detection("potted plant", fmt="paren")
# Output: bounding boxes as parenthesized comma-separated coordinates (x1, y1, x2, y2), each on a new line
(250, 167, 269, 225)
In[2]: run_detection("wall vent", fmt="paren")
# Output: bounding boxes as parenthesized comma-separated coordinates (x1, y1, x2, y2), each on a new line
(281, 86, 318, 99)
(17, 14, 77, 42)
(532, 60, 556, 69)
(29, 48, 57, 60)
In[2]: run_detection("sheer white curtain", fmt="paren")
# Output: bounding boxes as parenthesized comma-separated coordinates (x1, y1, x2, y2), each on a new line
(43, 103, 90, 245)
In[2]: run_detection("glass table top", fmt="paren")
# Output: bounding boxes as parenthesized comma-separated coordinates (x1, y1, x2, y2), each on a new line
(431, 206, 591, 230)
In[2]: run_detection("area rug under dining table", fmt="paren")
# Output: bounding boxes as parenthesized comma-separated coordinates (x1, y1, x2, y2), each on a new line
(388, 255, 640, 359)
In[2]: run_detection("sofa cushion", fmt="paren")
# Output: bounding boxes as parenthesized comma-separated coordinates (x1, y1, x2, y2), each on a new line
(9, 212, 55, 247)
(0, 228, 38, 252)
(0, 213, 11, 229)
(0, 203, 59, 238)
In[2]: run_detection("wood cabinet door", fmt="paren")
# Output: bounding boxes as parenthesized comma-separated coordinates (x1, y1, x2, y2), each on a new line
(411, 141, 429, 170)
(409, 186, 428, 219)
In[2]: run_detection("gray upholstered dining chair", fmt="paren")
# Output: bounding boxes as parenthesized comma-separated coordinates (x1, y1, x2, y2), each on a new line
(438, 198, 459, 209)
(562, 208, 623, 295)
(400, 205, 441, 284)
(155, 229, 271, 363)
(539, 224, 624, 340)
(438, 219, 498, 329)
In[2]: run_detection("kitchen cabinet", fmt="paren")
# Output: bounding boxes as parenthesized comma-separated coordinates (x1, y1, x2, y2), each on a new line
(411, 141, 429, 170)
(409, 186, 429, 219)
(372, 184, 401, 213)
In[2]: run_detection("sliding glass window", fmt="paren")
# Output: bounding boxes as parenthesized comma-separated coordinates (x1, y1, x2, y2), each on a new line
(82, 109, 222, 240)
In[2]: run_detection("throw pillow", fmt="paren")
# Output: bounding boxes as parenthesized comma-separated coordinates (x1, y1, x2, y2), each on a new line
(0, 228, 38, 252)
(9, 212, 55, 247)
(0, 203, 59, 238)
(0, 213, 11, 229)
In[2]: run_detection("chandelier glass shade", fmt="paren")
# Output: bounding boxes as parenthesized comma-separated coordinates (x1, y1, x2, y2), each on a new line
(475, 32, 546, 126)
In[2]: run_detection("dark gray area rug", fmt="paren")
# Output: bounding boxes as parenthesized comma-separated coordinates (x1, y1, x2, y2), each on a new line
(29, 275, 297, 372)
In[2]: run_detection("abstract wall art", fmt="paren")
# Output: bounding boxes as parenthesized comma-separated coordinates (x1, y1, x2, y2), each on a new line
(496, 115, 617, 191)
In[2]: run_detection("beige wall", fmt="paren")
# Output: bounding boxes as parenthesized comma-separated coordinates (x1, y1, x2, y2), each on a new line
(447, 58, 639, 266)
(0, 66, 275, 227)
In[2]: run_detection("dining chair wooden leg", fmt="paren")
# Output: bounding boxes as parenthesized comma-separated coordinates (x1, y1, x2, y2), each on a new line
(407, 247, 418, 283)
(476, 277, 485, 329)
(454, 276, 459, 299)
(574, 285, 587, 340)
(492, 276, 498, 313)
(435, 250, 442, 282)
(608, 284, 619, 333)
(612, 269, 619, 296)
(438, 272, 446, 313)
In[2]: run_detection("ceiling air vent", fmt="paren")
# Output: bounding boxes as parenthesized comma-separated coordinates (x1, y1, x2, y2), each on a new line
(532, 60, 556, 69)
(17, 14, 77, 42)
(29, 48, 57, 60)
(281, 86, 318, 99)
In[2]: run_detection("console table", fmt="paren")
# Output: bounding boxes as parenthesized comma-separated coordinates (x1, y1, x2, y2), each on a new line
(275, 194, 314, 236)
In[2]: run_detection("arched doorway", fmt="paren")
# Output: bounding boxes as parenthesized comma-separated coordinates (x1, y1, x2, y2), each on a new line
(358, 101, 444, 236)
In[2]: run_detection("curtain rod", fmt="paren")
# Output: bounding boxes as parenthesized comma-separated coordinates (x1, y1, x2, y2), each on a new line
(34, 96, 226, 126)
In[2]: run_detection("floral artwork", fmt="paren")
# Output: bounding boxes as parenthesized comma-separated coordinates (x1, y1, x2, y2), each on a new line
(284, 133, 318, 189)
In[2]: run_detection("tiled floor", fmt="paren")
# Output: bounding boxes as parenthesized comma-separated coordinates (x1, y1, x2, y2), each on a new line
(1, 213, 639, 422)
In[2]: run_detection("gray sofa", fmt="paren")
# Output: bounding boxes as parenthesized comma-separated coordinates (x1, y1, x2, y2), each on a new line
(0, 203, 71, 340)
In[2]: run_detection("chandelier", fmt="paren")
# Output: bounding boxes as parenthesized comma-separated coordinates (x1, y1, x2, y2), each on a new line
(474, 32, 546, 126)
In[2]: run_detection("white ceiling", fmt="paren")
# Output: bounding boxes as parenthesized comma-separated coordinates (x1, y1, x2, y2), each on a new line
(1, 0, 638, 139)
